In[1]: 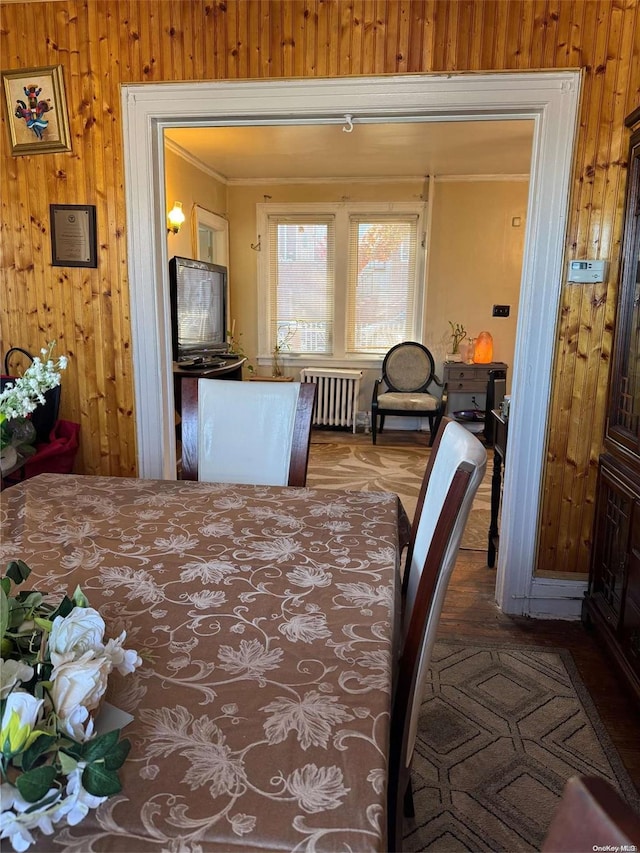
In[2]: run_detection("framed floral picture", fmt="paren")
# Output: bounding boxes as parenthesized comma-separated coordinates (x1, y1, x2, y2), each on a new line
(1, 64, 71, 156)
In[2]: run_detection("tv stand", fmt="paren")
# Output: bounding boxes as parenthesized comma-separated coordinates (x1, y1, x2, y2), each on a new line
(173, 357, 245, 380)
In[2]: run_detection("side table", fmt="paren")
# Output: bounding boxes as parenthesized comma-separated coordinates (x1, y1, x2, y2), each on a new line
(488, 408, 508, 568)
(443, 362, 508, 441)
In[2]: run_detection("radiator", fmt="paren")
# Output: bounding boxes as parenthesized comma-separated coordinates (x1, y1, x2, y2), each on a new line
(300, 368, 363, 434)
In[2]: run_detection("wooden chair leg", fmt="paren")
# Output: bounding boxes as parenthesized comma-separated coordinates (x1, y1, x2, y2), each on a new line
(404, 776, 415, 818)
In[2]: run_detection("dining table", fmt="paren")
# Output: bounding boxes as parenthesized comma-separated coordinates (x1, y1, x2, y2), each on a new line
(0, 473, 409, 852)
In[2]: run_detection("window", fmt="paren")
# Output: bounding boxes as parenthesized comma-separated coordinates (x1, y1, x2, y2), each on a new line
(259, 203, 426, 361)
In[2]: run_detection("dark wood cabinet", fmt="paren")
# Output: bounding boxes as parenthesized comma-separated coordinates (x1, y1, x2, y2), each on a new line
(584, 108, 640, 705)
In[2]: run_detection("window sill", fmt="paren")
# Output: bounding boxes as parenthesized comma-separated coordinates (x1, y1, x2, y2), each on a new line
(256, 354, 384, 371)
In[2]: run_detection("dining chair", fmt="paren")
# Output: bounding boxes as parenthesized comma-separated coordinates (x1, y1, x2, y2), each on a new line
(180, 378, 317, 486)
(542, 775, 640, 852)
(371, 341, 447, 447)
(388, 417, 487, 851)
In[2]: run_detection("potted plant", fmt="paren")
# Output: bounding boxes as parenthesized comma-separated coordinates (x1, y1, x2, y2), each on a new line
(446, 322, 467, 362)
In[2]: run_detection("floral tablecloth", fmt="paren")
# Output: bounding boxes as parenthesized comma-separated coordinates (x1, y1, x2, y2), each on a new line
(0, 473, 407, 852)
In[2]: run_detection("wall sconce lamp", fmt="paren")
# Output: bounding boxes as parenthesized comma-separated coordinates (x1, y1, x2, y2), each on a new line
(167, 201, 185, 234)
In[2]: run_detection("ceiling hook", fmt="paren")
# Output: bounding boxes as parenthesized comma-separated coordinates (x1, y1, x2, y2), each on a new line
(342, 114, 354, 133)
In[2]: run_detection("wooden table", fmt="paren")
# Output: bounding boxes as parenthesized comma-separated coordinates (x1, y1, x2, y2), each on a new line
(488, 408, 508, 568)
(1, 474, 407, 852)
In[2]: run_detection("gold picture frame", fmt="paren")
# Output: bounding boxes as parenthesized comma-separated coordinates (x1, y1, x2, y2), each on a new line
(1, 64, 71, 156)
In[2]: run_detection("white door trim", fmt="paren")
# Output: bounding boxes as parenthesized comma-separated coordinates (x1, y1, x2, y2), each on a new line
(121, 71, 582, 617)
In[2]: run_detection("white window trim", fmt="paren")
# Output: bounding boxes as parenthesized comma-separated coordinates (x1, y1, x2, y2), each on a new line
(256, 201, 426, 363)
(192, 205, 229, 267)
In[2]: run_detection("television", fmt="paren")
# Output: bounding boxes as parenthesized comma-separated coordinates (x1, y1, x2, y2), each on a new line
(169, 256, 228, 361)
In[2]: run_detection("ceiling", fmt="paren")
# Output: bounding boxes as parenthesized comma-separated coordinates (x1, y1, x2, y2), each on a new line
(164, 119, 534, 182)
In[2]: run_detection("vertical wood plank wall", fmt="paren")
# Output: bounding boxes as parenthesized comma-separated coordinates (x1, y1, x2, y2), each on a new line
(1, 1, 639, 576)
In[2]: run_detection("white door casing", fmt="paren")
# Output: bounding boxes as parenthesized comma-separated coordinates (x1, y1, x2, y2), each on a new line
(121, 72, 582, 617)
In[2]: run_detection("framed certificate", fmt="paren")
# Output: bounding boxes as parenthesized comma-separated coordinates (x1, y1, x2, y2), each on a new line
(50, 204, 97, 268)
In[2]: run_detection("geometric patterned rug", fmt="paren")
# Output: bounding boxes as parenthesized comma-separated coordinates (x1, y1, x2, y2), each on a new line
(306, 438, 492, 552)
(404, 641, 640, 851)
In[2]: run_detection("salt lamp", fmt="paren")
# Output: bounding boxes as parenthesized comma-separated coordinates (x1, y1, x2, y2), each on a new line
(473, 331, 493, 363)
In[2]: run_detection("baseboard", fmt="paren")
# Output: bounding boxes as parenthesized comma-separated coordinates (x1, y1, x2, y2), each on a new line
(518, 578, 588, 620)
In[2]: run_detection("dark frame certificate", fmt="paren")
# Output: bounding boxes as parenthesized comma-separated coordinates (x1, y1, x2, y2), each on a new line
(50, 204, 97, 267)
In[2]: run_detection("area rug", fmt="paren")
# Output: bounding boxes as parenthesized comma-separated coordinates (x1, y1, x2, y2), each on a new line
(306, 439, 492, 552)
(404, 641, 640, 852)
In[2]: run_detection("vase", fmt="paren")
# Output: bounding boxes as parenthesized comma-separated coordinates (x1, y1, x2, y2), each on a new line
(0, 445, 18, 476)
(271, 352, 283, 377)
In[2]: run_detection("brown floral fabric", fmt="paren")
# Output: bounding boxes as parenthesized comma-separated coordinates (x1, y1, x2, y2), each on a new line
(0, 474, 406, 852)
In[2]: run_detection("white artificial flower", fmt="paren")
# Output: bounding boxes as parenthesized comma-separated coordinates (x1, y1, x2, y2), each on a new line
(0, 342, 67, 423)
(50, 651, 112, 740)
(0, 807, 37, 853)
(0, 783, 64, 852)
(58, 764, 108, 826)
(48, 607, 106, 667)
(0, 692, 44, 755)
(0, 660, 34, 699)
(103, 632, 142, 675)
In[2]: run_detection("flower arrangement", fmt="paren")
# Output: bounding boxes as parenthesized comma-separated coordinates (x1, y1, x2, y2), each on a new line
(0, 560, 141, 852)
(0, 343, 68, 453)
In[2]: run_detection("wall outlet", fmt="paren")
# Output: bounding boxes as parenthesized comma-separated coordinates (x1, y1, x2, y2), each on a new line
(493, 304, 510, 317)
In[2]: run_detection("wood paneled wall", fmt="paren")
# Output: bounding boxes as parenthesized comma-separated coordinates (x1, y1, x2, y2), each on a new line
(1, 1, 639, 575)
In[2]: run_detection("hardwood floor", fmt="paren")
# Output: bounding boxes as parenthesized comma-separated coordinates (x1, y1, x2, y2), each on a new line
(311, 428, 640, 792)
(441, 549, 640, 792)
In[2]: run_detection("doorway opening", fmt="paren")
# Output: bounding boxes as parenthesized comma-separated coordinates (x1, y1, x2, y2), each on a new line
(122, 72, 581, 616)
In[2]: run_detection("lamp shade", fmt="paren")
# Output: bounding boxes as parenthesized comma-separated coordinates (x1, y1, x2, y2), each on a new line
(167, 201, 185, 234)
(473, 331, 494, 363)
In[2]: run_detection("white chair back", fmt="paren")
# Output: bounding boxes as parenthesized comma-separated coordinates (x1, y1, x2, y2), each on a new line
(197, 379, 302, 486)
(403, 419, 487, 766)
(388, 418, 487, 851)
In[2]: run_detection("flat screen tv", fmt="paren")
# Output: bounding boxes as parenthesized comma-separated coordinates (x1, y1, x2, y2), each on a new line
(169, 256, 228, 361)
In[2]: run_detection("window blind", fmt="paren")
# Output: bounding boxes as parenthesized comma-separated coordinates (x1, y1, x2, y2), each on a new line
(346, 216, 419, 353)
(268, 215, 335, 355)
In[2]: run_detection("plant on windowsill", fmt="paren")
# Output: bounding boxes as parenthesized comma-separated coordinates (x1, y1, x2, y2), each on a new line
(226, 330, 254, 376)
(446, 322, 467, 363)
(271, 322, 297, 378)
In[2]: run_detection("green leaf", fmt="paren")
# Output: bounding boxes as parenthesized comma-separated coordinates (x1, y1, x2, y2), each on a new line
(16, 765, 58, 803)
(0, 577, 11, 596)
(82, 763, 122, 797)
(5, 560, 31, 586)
(58, 750, 78, 776)
(33, 616, 53, 632)
(16, 591, 44, 612)
(81, 729, 120, 763)
(48, 595, 74, 621)
(72, 586, 90, 607)
(20, 734, 58, 771)
(104, 738, 131, 771)
(0, 587, 8, 641)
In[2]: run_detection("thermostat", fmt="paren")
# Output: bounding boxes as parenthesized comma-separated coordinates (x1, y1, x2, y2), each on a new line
(567, 260, 608, 283)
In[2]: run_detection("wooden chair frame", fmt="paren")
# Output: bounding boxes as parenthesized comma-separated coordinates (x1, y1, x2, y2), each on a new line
(388, 460, 473, 851)
(371, 342, 447, 447)
(542, 775, 640, 852)
(387, 417, 487, 851)
(180, 378, 317, 487)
